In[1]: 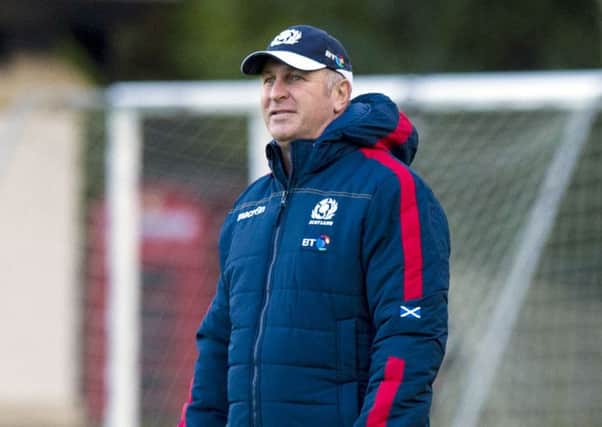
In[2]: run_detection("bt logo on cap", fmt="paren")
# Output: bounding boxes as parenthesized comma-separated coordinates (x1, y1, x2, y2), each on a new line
(325, 49, 346, 69)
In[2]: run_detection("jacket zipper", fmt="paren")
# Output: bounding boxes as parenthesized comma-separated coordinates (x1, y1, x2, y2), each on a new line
(251, 189, 288, 427)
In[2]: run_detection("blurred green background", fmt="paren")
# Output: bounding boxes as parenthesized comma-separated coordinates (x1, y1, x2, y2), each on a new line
(1, 0, 600, 82)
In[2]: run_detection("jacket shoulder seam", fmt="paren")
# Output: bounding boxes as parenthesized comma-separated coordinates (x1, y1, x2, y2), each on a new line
(229, 191, 285, 213)
(291, 187, 372, 200)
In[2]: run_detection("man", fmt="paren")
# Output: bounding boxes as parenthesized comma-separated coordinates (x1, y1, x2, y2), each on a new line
(178, 24, 450, 427)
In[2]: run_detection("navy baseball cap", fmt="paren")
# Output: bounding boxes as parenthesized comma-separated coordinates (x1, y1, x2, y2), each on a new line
(241, 25, 353, 86)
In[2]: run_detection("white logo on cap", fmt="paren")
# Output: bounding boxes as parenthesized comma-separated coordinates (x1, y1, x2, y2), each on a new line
(270, 29, 302, 46)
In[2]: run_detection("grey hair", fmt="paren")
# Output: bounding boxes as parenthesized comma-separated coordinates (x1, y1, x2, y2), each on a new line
(325, 69, 345, 93)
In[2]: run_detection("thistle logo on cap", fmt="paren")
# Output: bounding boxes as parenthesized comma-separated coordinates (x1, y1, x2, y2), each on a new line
(270, 29, 302, 46)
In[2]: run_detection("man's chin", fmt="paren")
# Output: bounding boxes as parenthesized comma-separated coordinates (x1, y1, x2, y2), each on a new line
(269, 128, 295, 143)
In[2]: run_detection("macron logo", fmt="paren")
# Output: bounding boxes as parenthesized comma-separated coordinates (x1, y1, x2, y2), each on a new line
(237, 205, 266, 222)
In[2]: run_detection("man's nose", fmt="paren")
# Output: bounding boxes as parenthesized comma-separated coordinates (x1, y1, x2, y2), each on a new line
(270, 78, 288, 100)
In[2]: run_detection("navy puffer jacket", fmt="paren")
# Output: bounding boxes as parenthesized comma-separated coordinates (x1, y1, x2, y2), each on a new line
(179, 93, 450, 427)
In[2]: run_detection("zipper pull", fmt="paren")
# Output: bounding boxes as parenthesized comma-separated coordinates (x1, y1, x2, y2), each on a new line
(280, 190, 288, 207)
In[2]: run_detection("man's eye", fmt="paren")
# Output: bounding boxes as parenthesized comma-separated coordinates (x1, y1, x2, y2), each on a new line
(290, 74, 304, 81)
(263, 77, 275, 85)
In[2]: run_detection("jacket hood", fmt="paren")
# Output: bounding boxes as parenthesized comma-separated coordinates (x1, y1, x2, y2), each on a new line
(266, 93, 419, 182)
(319, 92, 419, 165)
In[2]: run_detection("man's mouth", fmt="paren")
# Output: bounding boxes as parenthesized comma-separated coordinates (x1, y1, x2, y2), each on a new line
(270, 110, 295, 117)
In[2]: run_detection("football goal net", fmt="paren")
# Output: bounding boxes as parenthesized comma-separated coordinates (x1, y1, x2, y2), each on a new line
(90, 70, 601, 427)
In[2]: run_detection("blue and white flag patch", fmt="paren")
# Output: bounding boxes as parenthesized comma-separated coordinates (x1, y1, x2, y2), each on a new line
(400, 305, 421, 319)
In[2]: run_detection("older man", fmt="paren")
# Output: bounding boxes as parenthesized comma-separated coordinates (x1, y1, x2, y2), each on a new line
(178, 24, 450, 427)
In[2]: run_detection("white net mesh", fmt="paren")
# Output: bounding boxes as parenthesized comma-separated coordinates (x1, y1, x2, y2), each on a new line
(477, 113, 602, 427)
(82, 113, 251, 426)
(408, 106, 602, 426)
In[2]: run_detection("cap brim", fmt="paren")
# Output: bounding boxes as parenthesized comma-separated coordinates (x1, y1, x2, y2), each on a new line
(241, 50, 326, 74)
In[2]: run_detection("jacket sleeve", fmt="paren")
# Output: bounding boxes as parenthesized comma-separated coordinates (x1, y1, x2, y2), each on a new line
(177, 274, 231, 427)
(355, 171, 450, 427)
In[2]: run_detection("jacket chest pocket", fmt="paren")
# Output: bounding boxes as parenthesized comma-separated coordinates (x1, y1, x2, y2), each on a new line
(290, 193, 368, 295)
(293, 227, 363, 297)
(226, 205, 275, 264)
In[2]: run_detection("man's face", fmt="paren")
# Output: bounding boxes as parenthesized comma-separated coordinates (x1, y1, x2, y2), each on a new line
(260, 60, 339, 146)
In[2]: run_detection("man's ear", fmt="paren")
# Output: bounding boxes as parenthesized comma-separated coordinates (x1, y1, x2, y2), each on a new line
(333, 79, 352, 114)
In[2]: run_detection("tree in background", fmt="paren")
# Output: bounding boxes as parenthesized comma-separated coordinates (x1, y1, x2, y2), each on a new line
(2, 0, 599, 82)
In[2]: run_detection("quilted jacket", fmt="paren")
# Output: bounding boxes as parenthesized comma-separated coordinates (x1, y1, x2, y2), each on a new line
(179, 93, 450, 427)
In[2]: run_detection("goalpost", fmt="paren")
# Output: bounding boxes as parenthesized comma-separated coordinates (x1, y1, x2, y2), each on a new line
(103, 70, 602, 427)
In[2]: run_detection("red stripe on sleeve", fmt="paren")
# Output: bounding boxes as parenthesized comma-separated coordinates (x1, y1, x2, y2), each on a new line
(366, 357, 406, 426)
(360, 148, 424, 301)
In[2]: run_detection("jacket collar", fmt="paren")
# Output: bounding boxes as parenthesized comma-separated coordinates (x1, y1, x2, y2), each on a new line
(265, 93, 419, 183)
